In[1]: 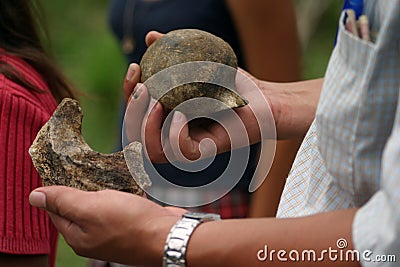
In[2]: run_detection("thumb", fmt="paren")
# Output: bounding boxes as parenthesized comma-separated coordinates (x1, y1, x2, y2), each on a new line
(145, 31, 164, 47)
(169, 111, 201, 161)
(124, 84, 150, 143)
(29, 188, 47, 209)
(29, 186, 86, 221)
(124, 63, 141, 103)
(29, 186, 87, 237)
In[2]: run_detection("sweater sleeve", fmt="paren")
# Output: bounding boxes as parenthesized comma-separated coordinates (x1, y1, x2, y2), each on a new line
(0, 90, 56, 255)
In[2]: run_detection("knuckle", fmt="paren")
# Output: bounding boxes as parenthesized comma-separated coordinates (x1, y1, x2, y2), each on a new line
(184, 147, 200, 161)
(52, 193, 65, 216)
(64, 235, 85, 255)
(72, 235, 93, 256)
(188, 142, 201, 159)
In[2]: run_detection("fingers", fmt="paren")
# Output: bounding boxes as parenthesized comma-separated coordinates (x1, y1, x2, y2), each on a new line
(29, 186, 87, 220)
(168, 111, 201, 161)
(124, 84, 150, 143)
(123, 63, 141, 102)
(143, 101, 169, 163)
(29, 187, 163, 264)
(123, 62, 258, 162)
(29, 186, 88, 238)
(145, 31, 164, 47)
(47, 212, 84, 245)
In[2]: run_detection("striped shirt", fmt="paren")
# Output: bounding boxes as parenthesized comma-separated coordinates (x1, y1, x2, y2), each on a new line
(277, 1, 400, 266)
(0, 53, 58, 266)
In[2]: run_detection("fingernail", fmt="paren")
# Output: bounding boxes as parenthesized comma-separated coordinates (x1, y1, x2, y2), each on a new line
(172, 111, 185, 123)
(29, 191, 46, 209)
(133, 88, 142, 99)
(126, 64, 135, 81)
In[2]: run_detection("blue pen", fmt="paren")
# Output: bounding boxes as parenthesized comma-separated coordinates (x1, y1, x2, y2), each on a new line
(334, 0, 364, 45)
(343, 0, 364, 19)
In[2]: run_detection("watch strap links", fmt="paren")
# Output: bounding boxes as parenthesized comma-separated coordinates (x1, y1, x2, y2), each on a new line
(163, 212, 221, 267)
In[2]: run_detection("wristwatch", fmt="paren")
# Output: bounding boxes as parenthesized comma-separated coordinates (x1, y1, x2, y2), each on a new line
(163, 212, 221, 267)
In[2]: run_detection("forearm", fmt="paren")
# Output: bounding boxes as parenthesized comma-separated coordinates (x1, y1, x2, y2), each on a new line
(210, 77, 323, 154)
(264, 78, 324, 139)
(186, 208, 359, 267)
(226, 0, 301, 82)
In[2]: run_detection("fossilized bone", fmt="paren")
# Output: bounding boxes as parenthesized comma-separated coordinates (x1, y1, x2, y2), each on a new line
(29, 98, 150, 195)
(140, 29, 247, 116)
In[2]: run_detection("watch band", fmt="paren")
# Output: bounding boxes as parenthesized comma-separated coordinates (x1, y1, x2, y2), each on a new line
(163, 212, 221, 267)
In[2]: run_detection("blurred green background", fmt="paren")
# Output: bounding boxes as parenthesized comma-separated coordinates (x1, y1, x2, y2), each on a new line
(41, 0, 343, 266)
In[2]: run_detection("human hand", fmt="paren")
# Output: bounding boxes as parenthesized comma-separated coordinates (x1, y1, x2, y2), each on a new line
(123, 31, 275, 163)
(123, 32, 274, 163)
(29, 187, 185, 266)
(122, 31, 164, 143)
(126, 71, 273, 163)
(125, 30, 321, 164)
(123, 31, 165, 102)
(145, 31, 164, 47)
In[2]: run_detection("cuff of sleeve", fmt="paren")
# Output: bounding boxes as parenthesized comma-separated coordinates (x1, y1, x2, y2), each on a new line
(0, 237, 50, 255)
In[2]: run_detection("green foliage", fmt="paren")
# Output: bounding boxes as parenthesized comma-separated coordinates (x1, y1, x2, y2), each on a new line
(302, 1, 343, 79)
(42, 0, 126, 154)
(57, 237, 87, 267)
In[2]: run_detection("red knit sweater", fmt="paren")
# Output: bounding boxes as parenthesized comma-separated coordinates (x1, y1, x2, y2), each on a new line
(0, 53, 58, 266)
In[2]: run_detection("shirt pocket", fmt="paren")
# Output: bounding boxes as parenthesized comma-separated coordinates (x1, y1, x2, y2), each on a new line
(315, 10, 378, 199)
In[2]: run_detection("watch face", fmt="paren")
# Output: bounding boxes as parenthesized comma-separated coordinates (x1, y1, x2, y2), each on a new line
(183, 212, 221, 221)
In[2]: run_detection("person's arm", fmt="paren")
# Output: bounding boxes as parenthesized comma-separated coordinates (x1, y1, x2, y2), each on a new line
(125, 65, 322, 163)
(29, 186, 360, 266)
(226, 0, 303, 217)
(126, 32, 321, 164)
(188, 209, 359, 267)
(265, 78, 323, 140)
(226, 0, 301, 81)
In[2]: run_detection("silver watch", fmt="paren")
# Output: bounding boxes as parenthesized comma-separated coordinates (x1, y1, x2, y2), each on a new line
(163, 212, 221, 267)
